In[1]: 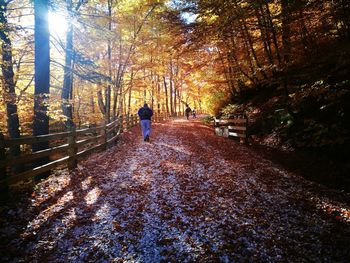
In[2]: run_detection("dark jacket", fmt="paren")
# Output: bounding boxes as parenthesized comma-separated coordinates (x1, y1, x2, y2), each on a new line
(138, 107, 153, 120)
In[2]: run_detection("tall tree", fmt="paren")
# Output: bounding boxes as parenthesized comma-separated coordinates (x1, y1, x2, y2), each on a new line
(33, 0, 50, 152)
(61, 0, 86, 129)
(106, 0, 113, 123)
(61, 0, 75, 129)
(0, 0, 21, 159)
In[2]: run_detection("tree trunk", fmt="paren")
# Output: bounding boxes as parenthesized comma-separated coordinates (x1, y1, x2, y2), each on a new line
(97, 89, 106, 116)
(76, 80, 82, 129)
(61, 21, 74, 129)
(264, 2, 282, 65)
(255, 5, 274, 66)
(163, 76, 169, 113)
(169, 60, 174, 114)
(32, 0, 50, 180)
(178, 91, 181, 114)
(112, 73, 121, 119)
(174, 87, 177, 114)
(340, 0, 350, 37)
(61, 0, 85, 129)
(105, 0, 113, 123)
(298, 9, 315, 54)
(118, 85, 124, 117)
(217, 46, 235, 92)
(241, 27, 259, 81)
(150, 71, 154, 109)
(157, 75, 161, 114)
(127, 70, 134, 118)
(281, 0, 292, 63)
(226, 37, 256, 84)
(142, 68, 147, 103)
(105, 85, 111, 122)
(33, 0, 50, 152)
(0, 1, 21, 159)
(240, 18, 268, 80)
(123, 92, 127, 117)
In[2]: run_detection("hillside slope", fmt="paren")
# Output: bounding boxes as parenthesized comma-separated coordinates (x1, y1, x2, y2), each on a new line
(220, 41, 350, 191)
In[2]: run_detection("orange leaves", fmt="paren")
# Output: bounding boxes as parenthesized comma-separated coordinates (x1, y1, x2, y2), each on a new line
(322, 204, 350, 223)
(2, 119, 350, 262)
(113, 221, 122, 231)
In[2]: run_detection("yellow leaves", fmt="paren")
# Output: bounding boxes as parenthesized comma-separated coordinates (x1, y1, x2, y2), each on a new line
(202, 13, 219, 25)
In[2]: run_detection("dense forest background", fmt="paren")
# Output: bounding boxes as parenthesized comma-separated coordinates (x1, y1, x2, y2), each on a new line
(1, 0, 350, 160)
(2, 1, 350, 260)
(1, 0, 203, 135)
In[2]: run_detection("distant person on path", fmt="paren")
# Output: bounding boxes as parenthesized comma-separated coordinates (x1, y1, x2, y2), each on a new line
(192, 108, 197, 118)
(138, 103, 153, 142)
(185, 105, 192, 120)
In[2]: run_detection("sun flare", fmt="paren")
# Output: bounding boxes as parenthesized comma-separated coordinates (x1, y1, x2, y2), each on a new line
(48, 11, 68, 38)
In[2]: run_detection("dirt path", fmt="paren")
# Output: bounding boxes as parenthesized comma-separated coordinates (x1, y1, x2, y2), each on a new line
(1, 118, 350, 262)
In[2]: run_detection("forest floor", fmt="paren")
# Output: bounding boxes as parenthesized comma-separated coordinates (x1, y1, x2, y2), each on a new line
(1, 117, 350, 262)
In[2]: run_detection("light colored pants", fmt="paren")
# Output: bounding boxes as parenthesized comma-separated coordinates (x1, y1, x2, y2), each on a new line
(141, 120, 151, 139)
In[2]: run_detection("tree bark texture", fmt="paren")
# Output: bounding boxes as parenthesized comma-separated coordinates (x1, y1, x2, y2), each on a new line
(0, 1, 21, 158)
(62, 21, 74, 128)
(33, 0, 50, 153)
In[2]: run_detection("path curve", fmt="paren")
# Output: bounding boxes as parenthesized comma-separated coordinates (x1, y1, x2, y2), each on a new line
(1, 117, 350, 262)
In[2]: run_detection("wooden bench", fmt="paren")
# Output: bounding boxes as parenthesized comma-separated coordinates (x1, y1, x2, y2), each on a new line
(214, 114, 248, 143)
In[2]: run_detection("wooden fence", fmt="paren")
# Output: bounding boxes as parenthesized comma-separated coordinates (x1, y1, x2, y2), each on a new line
(0, 112, 171, 189)
(214, 114, 248, 143)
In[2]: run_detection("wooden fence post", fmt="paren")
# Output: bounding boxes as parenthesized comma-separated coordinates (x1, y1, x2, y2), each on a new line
(68, 127, 77, 170)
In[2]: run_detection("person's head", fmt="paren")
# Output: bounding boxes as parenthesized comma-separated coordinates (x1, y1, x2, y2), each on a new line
(186, 104, 189, 107)
(143, 103, 148, 108)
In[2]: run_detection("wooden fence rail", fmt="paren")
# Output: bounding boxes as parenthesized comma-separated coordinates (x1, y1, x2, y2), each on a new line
(0, 112, 172, 189)
(214, 114, 248, 143)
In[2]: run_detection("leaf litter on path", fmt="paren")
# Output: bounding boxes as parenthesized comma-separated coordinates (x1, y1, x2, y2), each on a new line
(1, 118, 350, 262)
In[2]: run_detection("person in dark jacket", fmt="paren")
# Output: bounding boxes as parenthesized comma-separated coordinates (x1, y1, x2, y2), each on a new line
(138, 103, 153, 142)
(185, 105, 192, 120)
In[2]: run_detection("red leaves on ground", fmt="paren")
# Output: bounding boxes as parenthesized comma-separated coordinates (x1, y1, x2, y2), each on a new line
(1, 119, 350, 262)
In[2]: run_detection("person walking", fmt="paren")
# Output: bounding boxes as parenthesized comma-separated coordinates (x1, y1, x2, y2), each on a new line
(138, 103, 153, 142)
(192, 108, 197, 118)
(185, 105, 192, 120)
